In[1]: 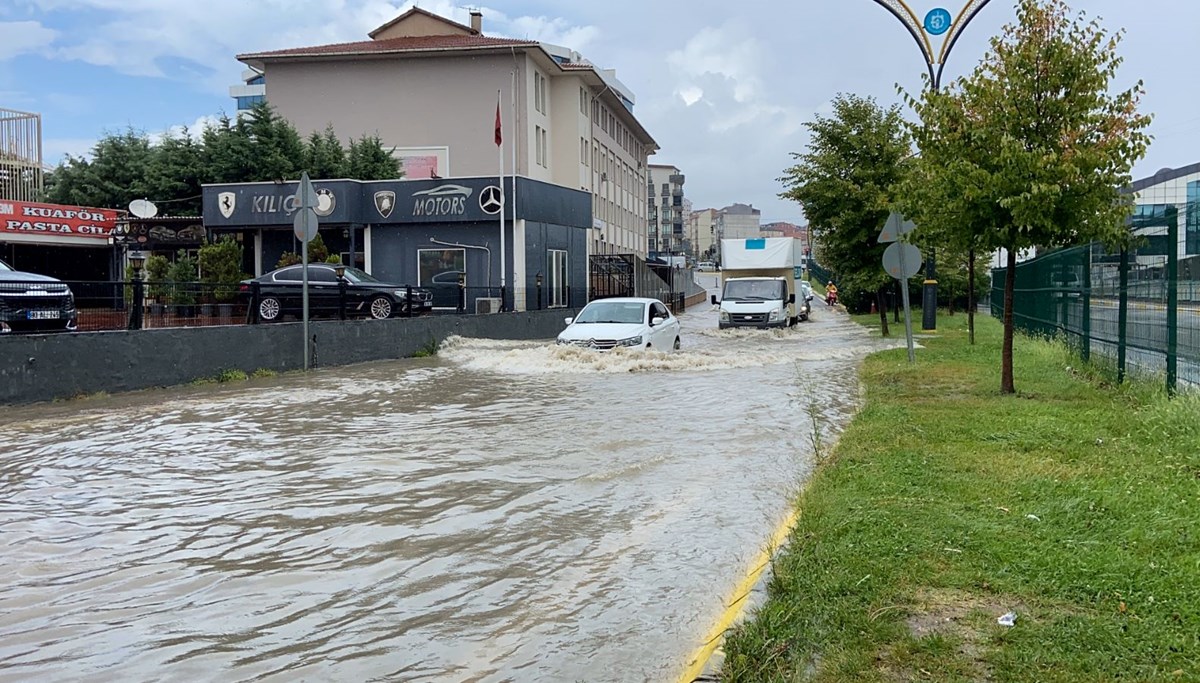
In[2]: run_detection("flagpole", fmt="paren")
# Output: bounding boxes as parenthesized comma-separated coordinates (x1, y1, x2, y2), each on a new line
(511, 70, 518, 310)
(498, 88, 506, 312)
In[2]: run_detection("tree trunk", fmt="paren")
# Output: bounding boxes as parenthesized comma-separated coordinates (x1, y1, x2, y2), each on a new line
(947, 278, 955, 316)
(968, 247, 976, 346)
(1001, 247, 1017, 394)
(877, 286, 890, 337)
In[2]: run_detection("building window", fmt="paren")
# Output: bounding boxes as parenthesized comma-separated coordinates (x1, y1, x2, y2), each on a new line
(236, 94, 265, 110)
(548, 250, 569, 308)
(533, 73, 548, 115)
(535, 126, 544, 167)
(580, 87, 588, 115)
(418, 248, 466, 309)
(540, 128, 549, 167)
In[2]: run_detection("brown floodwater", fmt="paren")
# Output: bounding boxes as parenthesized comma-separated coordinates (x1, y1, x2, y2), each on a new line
(0, 304, 896, 682)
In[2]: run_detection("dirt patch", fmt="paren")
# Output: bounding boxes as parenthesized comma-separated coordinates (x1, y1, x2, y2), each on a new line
(897, 588, 1026, 681)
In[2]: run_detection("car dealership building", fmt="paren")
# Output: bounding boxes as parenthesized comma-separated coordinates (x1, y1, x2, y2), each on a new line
(202, 175, 590, 312)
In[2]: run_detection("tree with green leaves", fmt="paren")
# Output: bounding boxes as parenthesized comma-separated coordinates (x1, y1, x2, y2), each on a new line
(146, 128, 204, 216)
(240, 101, 306, 181)
(305, 125, 348, 179)
(347, 134, 402, 180)
(903, 0, 1151, 393)
(45, 129, 154, 209)
(200, 114, 254, 185)
(779, 93, 910, 333)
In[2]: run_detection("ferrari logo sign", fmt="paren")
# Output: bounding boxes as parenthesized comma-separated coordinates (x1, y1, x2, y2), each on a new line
(218, 192, 236, 219)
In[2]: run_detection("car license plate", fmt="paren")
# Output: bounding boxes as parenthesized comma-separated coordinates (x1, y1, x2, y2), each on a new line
(27, 310, 60, 320)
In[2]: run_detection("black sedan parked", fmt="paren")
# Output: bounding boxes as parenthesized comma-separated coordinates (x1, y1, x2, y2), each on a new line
(239, 264, 433, 322)
(0, 259, 77, 334)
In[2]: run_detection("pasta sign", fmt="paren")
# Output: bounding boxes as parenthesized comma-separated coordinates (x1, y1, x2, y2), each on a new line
(0, 200, 119, 240)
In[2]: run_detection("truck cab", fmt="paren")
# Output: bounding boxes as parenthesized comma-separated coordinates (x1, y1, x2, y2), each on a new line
(712, 276, 796, 329)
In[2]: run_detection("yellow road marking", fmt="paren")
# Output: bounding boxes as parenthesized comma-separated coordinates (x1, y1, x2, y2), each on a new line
(677, 506, 801, 683)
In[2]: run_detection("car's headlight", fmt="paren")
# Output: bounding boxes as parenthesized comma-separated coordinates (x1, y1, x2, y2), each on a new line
(617, 335, 644, 347)
(719, 310, 730, 322)
(769, 308, 782, 321)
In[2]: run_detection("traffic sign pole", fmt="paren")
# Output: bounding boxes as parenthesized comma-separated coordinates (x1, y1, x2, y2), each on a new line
(294, 171, 320, 371)
(880, 212, 920, 363)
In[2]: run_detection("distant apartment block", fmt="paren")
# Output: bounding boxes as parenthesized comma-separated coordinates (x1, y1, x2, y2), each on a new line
(646, 164, 687, 255)
(689, 208, 719, 260)
(718, 203, 761, 240)
(234, 7, 658, 257)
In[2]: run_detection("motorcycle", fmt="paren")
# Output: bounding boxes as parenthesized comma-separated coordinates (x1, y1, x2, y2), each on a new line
(825, 291, 838, 307)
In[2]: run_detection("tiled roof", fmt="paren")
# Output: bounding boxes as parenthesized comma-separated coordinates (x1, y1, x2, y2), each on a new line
(240, 34, 537, 61)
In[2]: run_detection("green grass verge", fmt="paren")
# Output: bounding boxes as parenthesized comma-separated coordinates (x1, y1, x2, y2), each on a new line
(721, 313, 1200, 682)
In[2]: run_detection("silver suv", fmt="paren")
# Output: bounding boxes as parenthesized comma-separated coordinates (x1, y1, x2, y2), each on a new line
(0, 259, 77, 334)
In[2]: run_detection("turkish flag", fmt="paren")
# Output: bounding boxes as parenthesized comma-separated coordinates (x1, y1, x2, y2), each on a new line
(494, 98, 502, 147)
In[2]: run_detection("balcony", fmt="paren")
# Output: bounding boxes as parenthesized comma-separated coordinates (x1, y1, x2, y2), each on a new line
(669, 174, 685, 185)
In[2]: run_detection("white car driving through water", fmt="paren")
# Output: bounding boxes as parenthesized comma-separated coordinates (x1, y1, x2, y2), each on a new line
(557, 297, 681, 351)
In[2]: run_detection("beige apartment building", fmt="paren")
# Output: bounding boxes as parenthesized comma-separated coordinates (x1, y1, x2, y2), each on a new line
(237, 7, 658, 257)
(689, 208, 719, 261)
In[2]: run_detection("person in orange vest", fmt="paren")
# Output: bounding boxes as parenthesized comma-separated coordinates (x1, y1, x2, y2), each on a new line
(825, 281, 839, 306)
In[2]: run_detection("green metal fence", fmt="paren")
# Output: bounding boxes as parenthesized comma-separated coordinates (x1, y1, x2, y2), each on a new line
(991, 204, 1198, 393)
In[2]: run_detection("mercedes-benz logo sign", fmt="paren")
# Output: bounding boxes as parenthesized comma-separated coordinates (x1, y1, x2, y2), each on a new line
(479, 185, 504, 215)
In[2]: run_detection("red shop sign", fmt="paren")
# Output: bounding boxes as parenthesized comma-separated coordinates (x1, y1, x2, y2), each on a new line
(0, 200, 118, 240)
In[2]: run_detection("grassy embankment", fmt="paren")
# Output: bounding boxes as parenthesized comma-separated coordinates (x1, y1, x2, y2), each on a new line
(721, 313, 1200, 682)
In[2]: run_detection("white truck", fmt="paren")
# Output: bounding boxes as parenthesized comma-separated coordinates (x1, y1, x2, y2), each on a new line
(711, 237, 810, 329)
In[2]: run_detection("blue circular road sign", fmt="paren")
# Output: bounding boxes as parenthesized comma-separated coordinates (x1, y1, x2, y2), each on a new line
(924, 8, 952, 35)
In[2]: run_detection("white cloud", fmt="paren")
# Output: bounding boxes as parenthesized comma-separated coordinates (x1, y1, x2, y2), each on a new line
(43, 137, 96, 164)
(150, 115, 221, 145)
(0, 21, 57, 60)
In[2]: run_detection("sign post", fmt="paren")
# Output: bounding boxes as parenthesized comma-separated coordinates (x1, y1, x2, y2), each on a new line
(294, 172, 319, 371)
(879, 212, 921, 363)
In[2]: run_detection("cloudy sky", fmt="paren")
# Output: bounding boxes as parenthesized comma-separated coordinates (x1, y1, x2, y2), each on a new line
(2, 0, 1196, 223)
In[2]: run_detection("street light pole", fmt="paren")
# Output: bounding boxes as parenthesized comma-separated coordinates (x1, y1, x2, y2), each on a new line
(869, 0, 993, 331)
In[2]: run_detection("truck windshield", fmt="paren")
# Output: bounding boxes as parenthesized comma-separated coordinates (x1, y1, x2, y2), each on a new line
(722, 280, 785, 301)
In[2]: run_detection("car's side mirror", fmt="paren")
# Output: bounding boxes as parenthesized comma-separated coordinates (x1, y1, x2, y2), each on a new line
(806, 295, 814, 302)
(564, 317, 574, 325)
(710, 294, 718, 305)
(788, 293, 796, 304)
(651, 316, 664, 326)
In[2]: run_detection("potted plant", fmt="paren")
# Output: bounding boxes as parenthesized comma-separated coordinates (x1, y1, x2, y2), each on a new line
(199, 237, 248, 319)
(166, 251, 199, 319)
(145, 254, 169, 317)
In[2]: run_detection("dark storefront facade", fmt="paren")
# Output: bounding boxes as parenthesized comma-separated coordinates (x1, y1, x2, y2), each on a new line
(0, 200, 121, 280)
(202, 176, 591, 312)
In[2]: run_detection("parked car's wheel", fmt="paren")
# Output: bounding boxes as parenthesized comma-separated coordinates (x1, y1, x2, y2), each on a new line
(369, 296, 393, 319)
(259, 296, 283, 322)
(673, 337, 681, 351)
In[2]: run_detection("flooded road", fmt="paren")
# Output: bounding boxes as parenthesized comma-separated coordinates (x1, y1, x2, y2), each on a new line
(0, 304, 897, 682)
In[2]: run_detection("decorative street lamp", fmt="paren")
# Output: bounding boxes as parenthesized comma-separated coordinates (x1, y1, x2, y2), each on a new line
(127, 250, 147, 331)
(535, 271, 544, 310)
(334, 264, 348, 320)
(870, 0, 992, 331)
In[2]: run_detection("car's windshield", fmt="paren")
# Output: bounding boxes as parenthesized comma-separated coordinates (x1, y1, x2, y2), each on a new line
(574, 301, 646, 324)
(723, 280, 786, 301)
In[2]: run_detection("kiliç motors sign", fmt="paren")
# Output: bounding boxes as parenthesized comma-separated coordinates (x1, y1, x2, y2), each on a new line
(0, 200, 118, 240)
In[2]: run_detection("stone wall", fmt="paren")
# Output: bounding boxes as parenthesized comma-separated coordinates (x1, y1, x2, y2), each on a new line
(0, 310, 576, 405)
